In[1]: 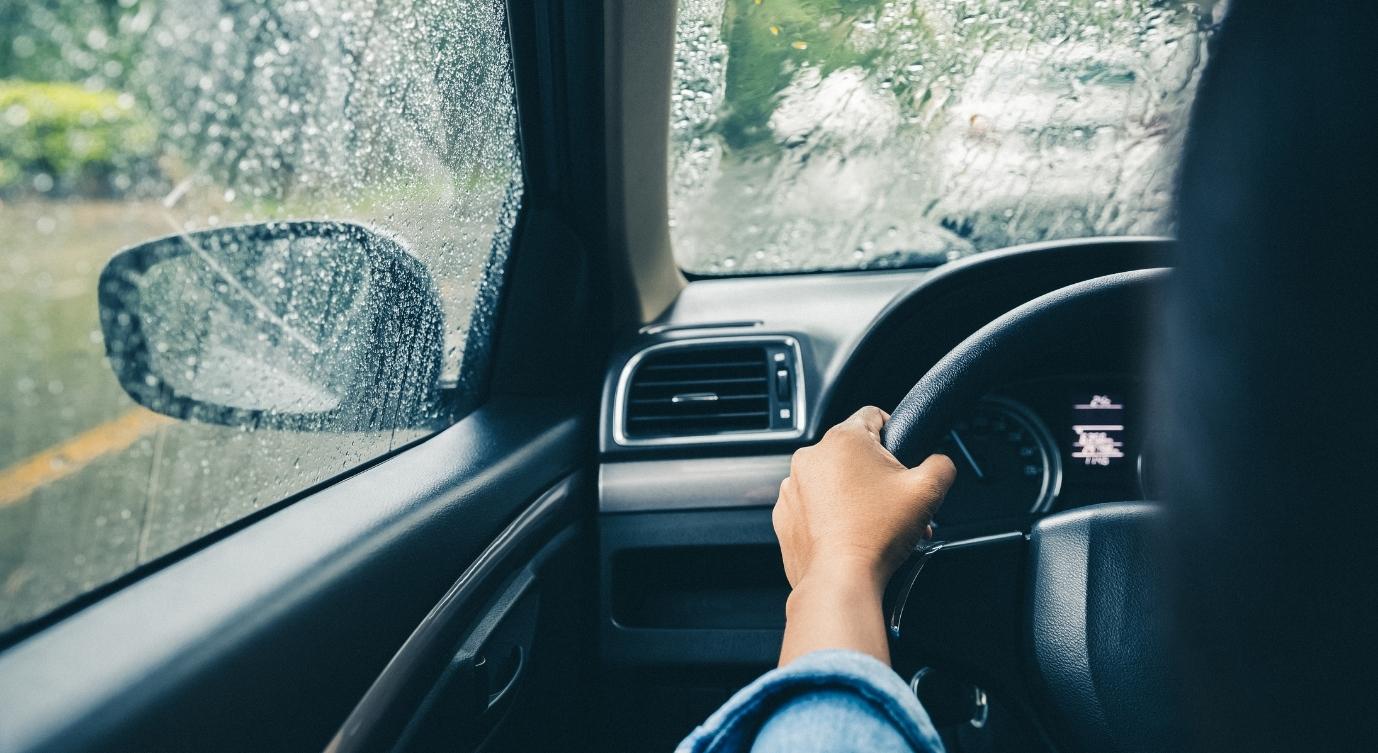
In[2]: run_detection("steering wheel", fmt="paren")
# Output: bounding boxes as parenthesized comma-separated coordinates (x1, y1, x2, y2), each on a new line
(880, 269, 1172, 753)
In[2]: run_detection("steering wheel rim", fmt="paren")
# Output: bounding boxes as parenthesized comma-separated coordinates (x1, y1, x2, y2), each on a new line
(881, 268, 1167, 468)
(880, 269, 1174, 753)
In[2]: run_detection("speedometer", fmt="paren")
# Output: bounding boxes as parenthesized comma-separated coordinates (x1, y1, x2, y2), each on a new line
(935, 398, 1060, 527)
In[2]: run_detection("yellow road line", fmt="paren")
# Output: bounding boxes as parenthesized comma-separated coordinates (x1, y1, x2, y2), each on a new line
(0, 409, 172, 508)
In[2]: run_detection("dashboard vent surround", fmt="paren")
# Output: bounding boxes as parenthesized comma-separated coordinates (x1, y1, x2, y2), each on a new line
(617, 337, 803, 444)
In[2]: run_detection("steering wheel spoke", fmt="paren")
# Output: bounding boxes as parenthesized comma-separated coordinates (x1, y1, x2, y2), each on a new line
(885, 532, 1040, 728)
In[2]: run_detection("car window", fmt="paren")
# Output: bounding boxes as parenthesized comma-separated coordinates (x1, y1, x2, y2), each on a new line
(0, 0, 521, 634)
(670, 0, 1223, 274)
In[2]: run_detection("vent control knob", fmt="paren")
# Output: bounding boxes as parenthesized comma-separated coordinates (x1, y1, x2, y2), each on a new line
(775, 368, 791, 401)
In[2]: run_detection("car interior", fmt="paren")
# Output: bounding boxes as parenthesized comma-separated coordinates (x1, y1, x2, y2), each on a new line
(1, 2, 1374, 753)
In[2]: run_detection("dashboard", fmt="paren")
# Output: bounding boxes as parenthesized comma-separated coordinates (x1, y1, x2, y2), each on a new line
(596, 237, 1170, 670)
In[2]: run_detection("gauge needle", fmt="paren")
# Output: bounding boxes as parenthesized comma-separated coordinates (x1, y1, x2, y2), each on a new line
(948, 429, 985, 480)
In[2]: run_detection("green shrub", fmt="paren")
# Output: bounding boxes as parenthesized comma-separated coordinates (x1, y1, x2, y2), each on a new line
(0, 80, 157, 197)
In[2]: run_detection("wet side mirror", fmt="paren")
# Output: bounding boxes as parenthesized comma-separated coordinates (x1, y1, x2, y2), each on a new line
(97, 221, 445, 431)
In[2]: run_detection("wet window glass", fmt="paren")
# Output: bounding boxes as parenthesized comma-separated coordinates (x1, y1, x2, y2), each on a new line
(670, 0, 1222, 274)
(0, 0, 522, 634)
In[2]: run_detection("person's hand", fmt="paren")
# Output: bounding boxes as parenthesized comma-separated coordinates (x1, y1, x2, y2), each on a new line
(774, 405, 957, 590)
(773, 406, 956, 666)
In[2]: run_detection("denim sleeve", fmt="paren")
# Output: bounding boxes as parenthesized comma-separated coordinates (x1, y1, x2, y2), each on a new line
(675, 650, 946, 753)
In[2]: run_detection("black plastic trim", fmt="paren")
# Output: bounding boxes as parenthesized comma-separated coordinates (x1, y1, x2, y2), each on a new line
(599, 508, 783, 667)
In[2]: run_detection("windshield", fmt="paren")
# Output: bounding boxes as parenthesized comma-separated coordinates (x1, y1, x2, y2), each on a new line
(669, 0, 1222, 275)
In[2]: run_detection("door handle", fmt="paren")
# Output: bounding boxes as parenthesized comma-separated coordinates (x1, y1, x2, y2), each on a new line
(477, 643, 525, 713)
(369, 568, 542, 753)
(455, 570, 540, 744)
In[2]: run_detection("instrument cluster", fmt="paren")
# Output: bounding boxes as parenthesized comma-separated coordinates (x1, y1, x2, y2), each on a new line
(935, 375, 1150, 532)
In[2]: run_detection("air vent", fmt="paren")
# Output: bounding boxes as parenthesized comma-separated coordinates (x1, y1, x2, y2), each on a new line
(618, 338, 802, 443)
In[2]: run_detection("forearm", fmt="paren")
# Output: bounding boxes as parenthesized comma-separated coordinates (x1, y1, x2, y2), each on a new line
(778, 559, 890, 667)
(676, 650, 947, 753)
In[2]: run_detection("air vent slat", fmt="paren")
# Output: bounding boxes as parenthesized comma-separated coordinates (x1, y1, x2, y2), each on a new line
(622, 342, 789, 440)
(629, 395, 766, 405)
(628, 411, 771, 423)
(629, 402, 770, 419)
(629, 376, 767, 388)
(640, 360, 763, 371)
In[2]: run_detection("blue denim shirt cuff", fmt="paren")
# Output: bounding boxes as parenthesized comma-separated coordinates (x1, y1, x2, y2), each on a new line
(675, 649, 945, 753)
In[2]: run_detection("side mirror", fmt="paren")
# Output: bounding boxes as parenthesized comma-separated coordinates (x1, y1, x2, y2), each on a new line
(98, 221, 446, 431)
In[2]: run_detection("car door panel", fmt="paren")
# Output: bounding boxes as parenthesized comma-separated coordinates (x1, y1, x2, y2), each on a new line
(0, 397, 586, 753)
(332, 508, 592, 753)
